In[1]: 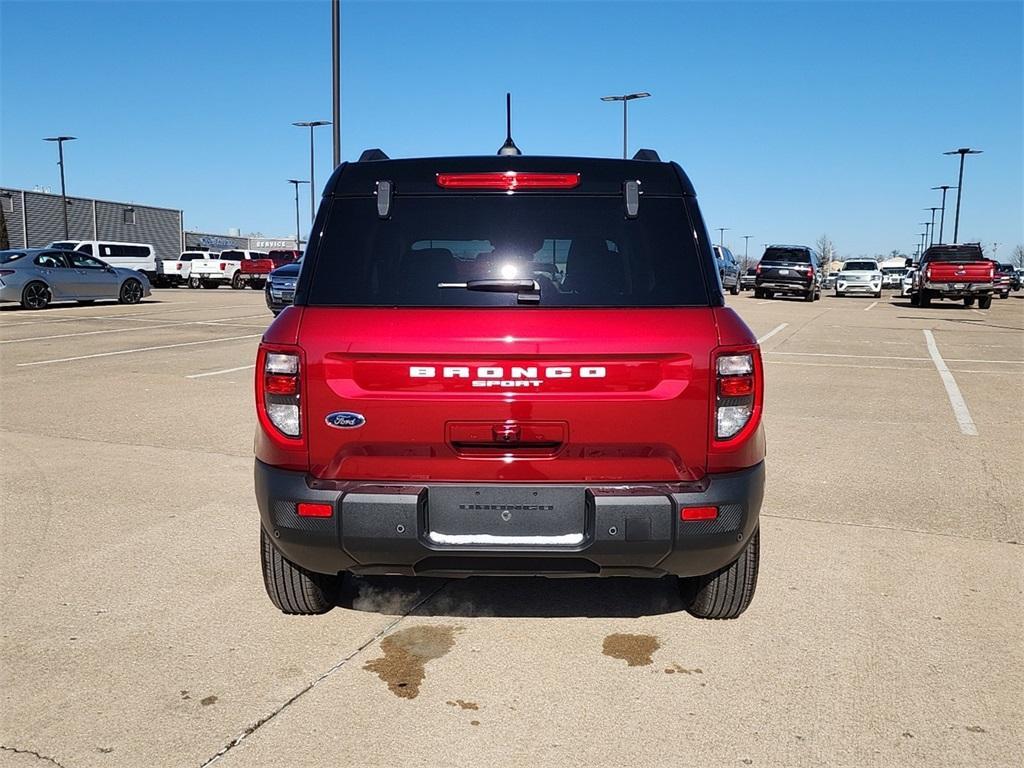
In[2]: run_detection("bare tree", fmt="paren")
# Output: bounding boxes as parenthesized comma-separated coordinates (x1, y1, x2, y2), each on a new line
(1013, 244, 1024, 268)
(815, 234, 836, 269)
(0, 206, 8, 251)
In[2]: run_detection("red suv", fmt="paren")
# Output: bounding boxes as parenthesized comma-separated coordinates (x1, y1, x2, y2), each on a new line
(255, 150, 765, 619)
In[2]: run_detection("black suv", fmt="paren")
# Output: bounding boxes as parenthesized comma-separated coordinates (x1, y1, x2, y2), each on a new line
(712, 245, 741, 295)
(754, 245, 821, 301)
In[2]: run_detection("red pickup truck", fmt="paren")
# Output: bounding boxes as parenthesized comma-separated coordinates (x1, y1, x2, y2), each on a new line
(238, 250, 301, 289)
(911, 244, 995, 309)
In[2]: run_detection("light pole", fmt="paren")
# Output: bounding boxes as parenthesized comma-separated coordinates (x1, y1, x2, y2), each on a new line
(919, 231, 928, 257)
(600, 92, 651, 159)
(943, 147, 982, 243)
(716, 227, 729, 248)
(931, 185, 955, 245)
(293, 120, 331, 225)
(743, 235, 752, 263)
(43, 136, 76, 239)
(924, 207, 941, 248)
(287, 179, 309, 250)
(331, 0, 341, 168)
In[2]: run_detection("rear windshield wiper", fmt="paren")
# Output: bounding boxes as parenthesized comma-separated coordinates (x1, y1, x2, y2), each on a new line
(438, 278, 540, 304)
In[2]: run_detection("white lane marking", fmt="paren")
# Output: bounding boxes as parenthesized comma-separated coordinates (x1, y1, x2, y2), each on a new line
(972, 308, 984, 315)
(765, 350, 1023, 365)
(16, 334, 262, 367)
(186, 364, 256, 379)
(756, 301, 772, 305)
(864, 301, 878, 311)
(768, 359, 1019, 374)
(0, 302, 204, 326)
(923, 329, 978, 436)
(756, 323, 788, 344)
(0, 315, 267, 344)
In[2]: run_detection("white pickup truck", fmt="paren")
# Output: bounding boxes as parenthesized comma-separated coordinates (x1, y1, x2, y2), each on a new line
(188, 249, 267, 289)
(156, 251, 215, 288)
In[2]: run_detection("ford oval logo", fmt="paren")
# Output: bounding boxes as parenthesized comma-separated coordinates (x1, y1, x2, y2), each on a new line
(325, 411, 366, 429)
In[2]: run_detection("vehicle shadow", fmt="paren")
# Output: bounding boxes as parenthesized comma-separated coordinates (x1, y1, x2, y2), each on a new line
(0, 298, 169, 312)
(339, 574, 686, 619)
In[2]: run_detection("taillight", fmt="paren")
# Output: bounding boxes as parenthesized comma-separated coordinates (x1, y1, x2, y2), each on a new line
(755, 265, 761, 274)
(220, 263, 228, 271)
(714, 350, 761, 442)
(260, 351, 301, 438)
(175, 263, 183, 270)
(436, 171, 580, 190)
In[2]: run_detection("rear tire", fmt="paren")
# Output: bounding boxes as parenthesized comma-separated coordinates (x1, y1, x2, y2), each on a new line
(803, 289, 814, 302)
(260, 528, 338, 615)
(729, 282, 740, 296)
(252, 280, 266, 290)
(21, 281, 51, 310)
(765, 290, 774, 299)
(681, 529, 759, 620)
(753, 288, 764, 299)
(201, 280, 218, 289)
(919, 290, 931, 307)
(978, 296, 992, 310)
(964, 297, 975, 307)
(1000, 291, 1009, 299)
(874, 291, 882, 299)
(835, 290, 843, 298)
(231, 273, 245, 290)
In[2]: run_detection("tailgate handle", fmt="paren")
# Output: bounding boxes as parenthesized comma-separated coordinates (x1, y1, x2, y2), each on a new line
(448, 421, 566, 452)
(493, 424, 521, 443)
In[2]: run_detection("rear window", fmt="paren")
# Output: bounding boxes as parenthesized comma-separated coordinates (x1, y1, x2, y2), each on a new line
(0, 251, 27, 264)
(762, 247, 812, 263)
(305, 196, 709, 307)
(924, 246, 983, 262)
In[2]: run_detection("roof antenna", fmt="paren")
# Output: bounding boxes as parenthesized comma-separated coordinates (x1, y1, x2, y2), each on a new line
(497, 92, 521, 156)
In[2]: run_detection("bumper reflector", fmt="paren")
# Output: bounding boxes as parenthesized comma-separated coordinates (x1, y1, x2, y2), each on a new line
(297, 502, 333, 518)
(681, 506, 718, 522)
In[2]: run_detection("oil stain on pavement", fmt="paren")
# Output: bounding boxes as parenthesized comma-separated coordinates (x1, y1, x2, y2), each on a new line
(363, 625, 461, 699)
(602, 633, 660, 666)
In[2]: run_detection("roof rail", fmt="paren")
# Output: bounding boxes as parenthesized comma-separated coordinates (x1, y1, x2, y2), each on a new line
(358, 148, 390, 162)
(632, 149, 661, 162)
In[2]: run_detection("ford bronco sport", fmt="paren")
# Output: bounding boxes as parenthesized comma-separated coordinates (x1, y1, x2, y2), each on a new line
(255, 148, 766, 619)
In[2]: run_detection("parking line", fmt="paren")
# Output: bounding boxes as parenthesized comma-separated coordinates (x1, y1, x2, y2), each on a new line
(922, 329, 977, 436)
(186, 364, 256, 379)
(16, 334, 262, 367)
(0, 315, 268, 345)
(864, 301, 878, 311)
(756, 323, 788, 344)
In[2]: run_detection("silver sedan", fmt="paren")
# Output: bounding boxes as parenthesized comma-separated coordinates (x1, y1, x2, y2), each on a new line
(0, 248, 151, 309)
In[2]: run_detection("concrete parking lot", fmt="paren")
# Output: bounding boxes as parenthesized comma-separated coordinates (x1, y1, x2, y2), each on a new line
(1, 288, 1021, 768)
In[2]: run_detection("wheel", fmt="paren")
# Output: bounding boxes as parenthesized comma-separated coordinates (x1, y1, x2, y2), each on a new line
(119, 278, 144, 305)
(919, 290, 931, 307)
(729, 282, 740, 296)
(680, 529, 759, 620)
(910, 292, 920, 306)
(874, 291, 882, 299)
(251, 280, 266, 290)
(835, 290, 843, 298)
(188, 276, 201, 289)
(963, 297, 975, 307)
(1000, 291, 1009, 299)
(753, 288, 764, 299)
(201, 280, 219, 289)
(21, 281, 51, 309)
(231, 273, 245, 290)
(978, 296, 992, 310)
(260, 527, 338, 615)
(765, 290, 774, 299)
(803, 289, 814, 302)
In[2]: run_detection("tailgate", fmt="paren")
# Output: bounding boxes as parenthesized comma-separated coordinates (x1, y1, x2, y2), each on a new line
(759, 262, 810, 281)
(242, 259, 273, 274)
(927, 262, 993, 282)
(299, 308, 718, 483)
(191, 261, 228, 277)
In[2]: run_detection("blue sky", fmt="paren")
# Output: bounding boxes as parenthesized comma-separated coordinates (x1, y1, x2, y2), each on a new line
(2, 0, 1021, 259)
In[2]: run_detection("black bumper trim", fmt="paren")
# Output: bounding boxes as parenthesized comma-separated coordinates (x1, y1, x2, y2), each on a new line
(255, 460, 764, 578)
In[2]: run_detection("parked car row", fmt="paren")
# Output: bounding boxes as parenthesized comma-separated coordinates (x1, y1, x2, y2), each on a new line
(0, 247, 151, 309)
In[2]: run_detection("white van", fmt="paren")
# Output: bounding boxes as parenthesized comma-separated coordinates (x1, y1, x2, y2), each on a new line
(49, 241, 157, 277)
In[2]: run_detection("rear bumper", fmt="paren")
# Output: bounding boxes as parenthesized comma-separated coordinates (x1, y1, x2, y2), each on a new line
(756, 280, 812, 293)
(923, 282, 993, 297)
(254, 460, 764, 579)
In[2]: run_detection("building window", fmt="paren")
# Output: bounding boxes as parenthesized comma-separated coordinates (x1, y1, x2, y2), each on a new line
(123, 208, 136, 225)
(1, 193, 12, 213)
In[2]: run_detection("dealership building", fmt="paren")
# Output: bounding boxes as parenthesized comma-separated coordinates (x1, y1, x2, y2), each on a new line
(0, 186, 298, 260)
